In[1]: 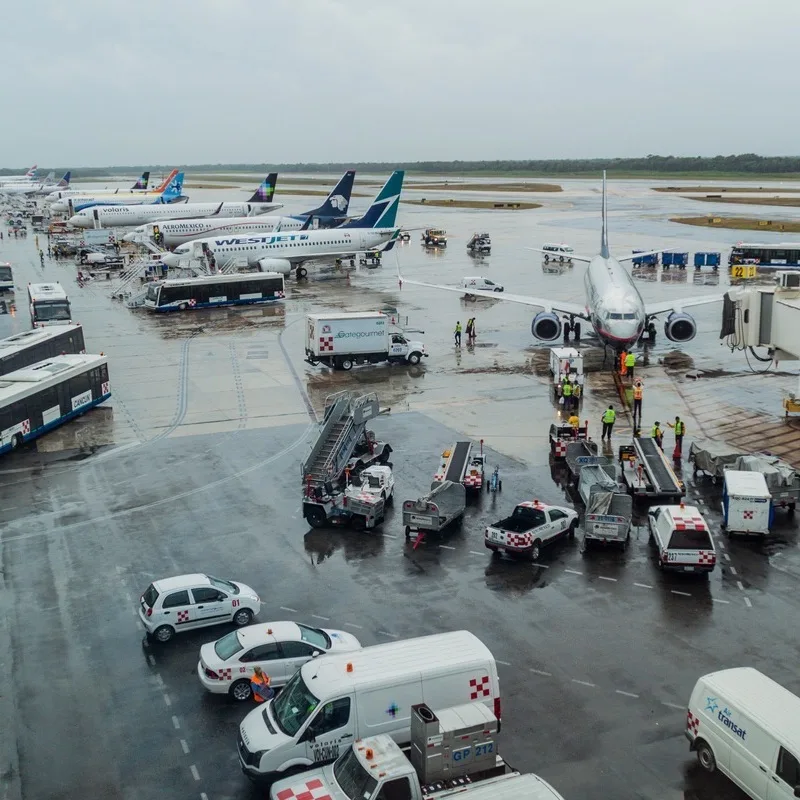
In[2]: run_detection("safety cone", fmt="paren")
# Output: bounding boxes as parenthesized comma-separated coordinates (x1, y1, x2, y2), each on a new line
(673, 446, 681, 461)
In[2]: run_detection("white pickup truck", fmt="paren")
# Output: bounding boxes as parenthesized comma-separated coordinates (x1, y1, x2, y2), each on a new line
(484, 500, 578, 560)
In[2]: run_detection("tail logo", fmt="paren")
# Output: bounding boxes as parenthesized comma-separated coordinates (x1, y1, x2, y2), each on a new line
(328, 194, 347, 212)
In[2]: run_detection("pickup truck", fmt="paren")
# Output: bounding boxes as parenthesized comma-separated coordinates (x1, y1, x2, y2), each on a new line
(484, 500, 578, 560)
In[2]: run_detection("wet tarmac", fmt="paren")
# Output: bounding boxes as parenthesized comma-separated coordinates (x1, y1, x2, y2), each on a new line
(2, 179, 799, 800)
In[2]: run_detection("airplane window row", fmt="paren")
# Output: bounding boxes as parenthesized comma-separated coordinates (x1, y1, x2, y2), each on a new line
(607, 312, 637, 320)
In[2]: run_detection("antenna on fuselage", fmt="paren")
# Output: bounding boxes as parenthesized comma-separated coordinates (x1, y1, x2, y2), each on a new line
(600, 170, 610, 258)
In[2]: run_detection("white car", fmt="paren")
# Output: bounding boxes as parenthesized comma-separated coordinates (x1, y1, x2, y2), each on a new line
(139, 573, 261, 643)
(198, 621, 362, 701)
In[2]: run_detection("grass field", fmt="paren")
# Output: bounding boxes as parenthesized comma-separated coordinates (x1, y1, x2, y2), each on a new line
(681, 196, 800, 207)
(670, 216, 800, 233)
(406, 181, 561, 192)
(401, 198, 541, 210)
(656, 186, 800, 193)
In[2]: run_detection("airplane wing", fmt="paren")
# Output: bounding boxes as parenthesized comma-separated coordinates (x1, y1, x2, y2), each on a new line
(525, 247, 593, 264)
(400, 275, 587, 317)
(644, 295, 725, 316)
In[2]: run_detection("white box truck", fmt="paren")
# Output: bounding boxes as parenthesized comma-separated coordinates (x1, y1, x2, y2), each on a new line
(686, 667, 800, 799)
(305, 312, 427, 371)
(722, 470, 773, 535)
(238, 630, 500, 780)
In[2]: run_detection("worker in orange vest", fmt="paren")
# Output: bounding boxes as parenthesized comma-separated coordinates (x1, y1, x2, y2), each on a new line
(250, 667, 274, 703)
(632, 380, 644, 427)
(620, 350, 628, 376)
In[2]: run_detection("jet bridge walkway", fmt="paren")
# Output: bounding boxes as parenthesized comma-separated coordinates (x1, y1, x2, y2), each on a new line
(619, 436, 685, 500)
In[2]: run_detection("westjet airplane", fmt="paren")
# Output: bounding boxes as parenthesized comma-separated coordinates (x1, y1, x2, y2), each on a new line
(400, 172, 722, 351)
(69, 174, 281, 228)
(51, 171, 185, 213)
(0, 165, 37, 185)
(162, 170, 403, 279)
(121, 170, 356, 246)
(2, 171, 71, 196)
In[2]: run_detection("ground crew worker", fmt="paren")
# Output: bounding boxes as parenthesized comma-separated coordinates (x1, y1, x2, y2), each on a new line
(632, 379, 643, 424)
(651, 421, 664, 449)
(620, 350, 627, 377)
(625, 351, 636, 381)
(250, 667, 273, 703)
(454, 321, 462, 347)
(39, 250, 44, 267)
(561, 379, 573, 410)
(568, 413, 580, 437)
(601, 405, 616, 440)
(668, 416, 685, 456)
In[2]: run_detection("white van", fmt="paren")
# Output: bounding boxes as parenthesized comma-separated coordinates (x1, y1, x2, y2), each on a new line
(541, 244, 573, 262)
(687, 667, 800, 799)
(647, 504, 716, 573)
(462, 276, 504, 294)
(238, 630, 500, 780)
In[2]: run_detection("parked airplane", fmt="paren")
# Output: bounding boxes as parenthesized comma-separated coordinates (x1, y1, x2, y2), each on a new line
(50, 171, 185, 213)
(121, 170, 356, 247)
(399, 172, 722, 351)
(47, 169, 182, 209)
(69, 174, 281, 228)
(0, 165, 37, 185)
(161, 170, 403, 279)
(1, 171, 71, 196)
(131, 171, 150, 191)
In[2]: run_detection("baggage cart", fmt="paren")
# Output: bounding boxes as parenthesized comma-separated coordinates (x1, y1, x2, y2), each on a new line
(403, 480, 466, 543)
(722, 469, 773, 535)
(584, 487, 633, 549)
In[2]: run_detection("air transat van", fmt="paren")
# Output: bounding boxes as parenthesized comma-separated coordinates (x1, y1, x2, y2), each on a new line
(687, 667, 800, 799)
(238, 630, 500, 780)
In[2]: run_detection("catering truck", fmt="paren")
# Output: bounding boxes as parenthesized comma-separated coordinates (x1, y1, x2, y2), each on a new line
(305, 312, 427, 371)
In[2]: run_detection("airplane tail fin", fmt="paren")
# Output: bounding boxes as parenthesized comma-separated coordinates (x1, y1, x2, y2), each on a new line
(57, 171, 71, 188)
(339, 170, 404, 229)
(248, 173, 278, 203)
(303, 170, 355, 218)
(153, 169, 179, 193)
(159, 171, 184, 201)
(600, 169, 609, 259)
(26, 165, 37, 178)
(132, 171, 150, 190)
(43, 171, 55, 183)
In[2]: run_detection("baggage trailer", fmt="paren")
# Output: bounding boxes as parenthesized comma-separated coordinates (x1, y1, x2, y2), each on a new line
(402, 480, 466, 541)
(584, 487, 633, 549)
(722, 470, 773, 535)
(632, 249, 660, 267)
(619, 437, 685, 500)
(688, 439, 743, 483)
(734, 454, 799, 515)
(663, 252, 689, 269)
(577, 462, 618, 506)
(564, 439, 600, 483)
(433, 440, 485, 491)
(694, 251, 721, 270)
(549, 421, 589, 459)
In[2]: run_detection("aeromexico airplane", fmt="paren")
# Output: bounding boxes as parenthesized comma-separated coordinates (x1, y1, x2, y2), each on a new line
(50, 171, 186, 213)
(121, 170, 356, 246)
(401, 172, 723, 351)
(162, 170, 403, 279)
(69, 174, 281, 228)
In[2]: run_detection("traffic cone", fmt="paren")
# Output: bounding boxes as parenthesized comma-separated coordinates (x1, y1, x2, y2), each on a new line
(673, 445, 681, 461)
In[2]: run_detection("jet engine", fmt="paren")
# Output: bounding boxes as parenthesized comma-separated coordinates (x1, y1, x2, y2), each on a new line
(664, 312, 697, 342)
(257, 258, 292, 275)
(531, 311, 562, 341)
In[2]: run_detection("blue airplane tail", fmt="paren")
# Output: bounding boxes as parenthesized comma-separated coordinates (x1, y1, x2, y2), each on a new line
(339, 170, 403, 229)
(57, 171, 71, 188)
(160, 172, 184, 202)
(132, 171, 150, 190)
(303, 170, 355, 219)
(248, 173, 277, 203)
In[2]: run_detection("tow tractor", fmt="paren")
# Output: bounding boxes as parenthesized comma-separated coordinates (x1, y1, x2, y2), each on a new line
(619, 437, 685, 501)
(301, 391, 393, 529)
(549, 420, 590, 460)
(422, 228, 448, 248)
(467, 232, 491, 254)
(358, 250, 382, 268)
(433, 439, 485, 492)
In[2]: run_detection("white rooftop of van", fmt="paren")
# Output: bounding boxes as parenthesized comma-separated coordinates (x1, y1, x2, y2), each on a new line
(704, 667, 800, 754)
(661, 504, 708, 530)
(724, 470, 771, 497)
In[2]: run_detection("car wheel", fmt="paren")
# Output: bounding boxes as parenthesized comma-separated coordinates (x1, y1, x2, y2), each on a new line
(230, 679, 252, 702)
(153, 625, 174, 643)
(408, 352, 421, 365)
(341, 358, 353, 371)
(530, 540, 542, 561)
(233, 608, 253, 627)
(696, 740, 716, 773)
(10, 433, 23, 450)
(306, 506, 327, 528)
(568, 521, 577, 539)
(178, 303, 187, 311)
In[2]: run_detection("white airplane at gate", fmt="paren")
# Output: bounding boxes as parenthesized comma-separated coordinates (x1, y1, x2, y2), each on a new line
(0, 165, 37, 185)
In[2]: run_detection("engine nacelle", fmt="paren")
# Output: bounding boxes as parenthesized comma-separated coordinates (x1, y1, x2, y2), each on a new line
(257, 258, 292, 275)
(664, 311, 697, 342)
(531, 311, 562, 341)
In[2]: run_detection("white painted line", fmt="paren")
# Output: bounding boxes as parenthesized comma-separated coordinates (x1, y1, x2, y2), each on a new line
(571, 679, 596, 688)
(201, 794, 209, 800)
(616, 689, 640, 698)
(439, 545, 456, 550)
(378, 631, 399, 638)
(723, 553, 731, 562)
(384, 533, 398, 539)
(180, 739, 190, 754)
(598, 576, 618, 582)
(634, 582, 653, 589)
(311, 614, 331, 621)
(565, 569, 583, 575)
(530, 668, 552, 677)
(712, 598, 730, 604)
(496, 660, 512, 666)
(744, 597, 753, 608)
(532, 562, 550, 568)
(148, 654, 156, 666)
(280, 606, 299, 613)
(671, 590, 692, 597)
(469, 550, 484, 556)
(163, 694, 172, 707)
(729, 566, 738, 576)
(344, 622, 363, 629)
(172, 715, 180, 729)
(717, 540, 726, 550)
(153, 673, 164, 688)
(736, 580, 745, 591)
(662, 701, 684, 710)
(190, 764, 200, 781)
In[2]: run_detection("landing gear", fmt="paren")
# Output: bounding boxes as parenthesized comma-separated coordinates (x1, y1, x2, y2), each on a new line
(562, 316, 582, 342)
(639, 318, 657, 344)
(296, 266, 308, 279)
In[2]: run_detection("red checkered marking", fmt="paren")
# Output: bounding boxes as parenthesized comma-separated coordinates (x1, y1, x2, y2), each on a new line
(275, 778, 332, 800)
(275, 290, 285, 299)
(554, 440, 567, 457)
(217, 667, 233, 680)
(469, 675, 491, 699)
(697, 551, 716, 565)
(673, 516, 706, 531)
(687, 710, 700, 736)
(318, 335, 334, 352)
(463, 475, 483, 488)
(101, 381, 110, 396)
(503, 532, 533, 548)
(188, 298, 197, 308)
(176, 610, 190, 623)
(20, 419, 31, 435)
(743, 510, 754, 520)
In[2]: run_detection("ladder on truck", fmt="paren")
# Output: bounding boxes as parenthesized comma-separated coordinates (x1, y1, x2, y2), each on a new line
(621, 436, 685, 500)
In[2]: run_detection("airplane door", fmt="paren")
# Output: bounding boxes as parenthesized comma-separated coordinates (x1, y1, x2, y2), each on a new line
(93, 208, 100, 230)
(359, 233, 367, 250)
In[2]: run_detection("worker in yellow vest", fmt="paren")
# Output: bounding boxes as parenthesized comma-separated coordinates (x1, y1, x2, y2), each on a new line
(651, 421, 664, 449)
(601, 406, 616, 440)
(561, 380, 573, 411)
(667, 416, 685, 457)
(625, 351, 636, 381)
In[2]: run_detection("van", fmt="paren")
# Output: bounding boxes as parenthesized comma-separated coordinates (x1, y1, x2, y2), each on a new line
(687, 667, 800, 799)
(462, 276, 504, 294)
(541, 243, 573, 262)
(647, 504, 716, 573)
(237, 630, 500, 780)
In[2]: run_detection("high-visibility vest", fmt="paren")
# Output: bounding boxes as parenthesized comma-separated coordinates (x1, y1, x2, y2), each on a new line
(562, 383, 572, 397)
(675, 420, 685, 435)
(651, 425, 662, 438)
(568, 416, 580, 428)
(602, 409, 616, 424)
(625, 353, 636, 367)
(251, 674, 273, 702)
(633, 385, 643, 400)
(455, 323, 462, 333)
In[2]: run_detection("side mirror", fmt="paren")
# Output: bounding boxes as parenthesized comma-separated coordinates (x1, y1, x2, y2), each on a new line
(311, 651, 320, 658)
(302, 728, 316, 743)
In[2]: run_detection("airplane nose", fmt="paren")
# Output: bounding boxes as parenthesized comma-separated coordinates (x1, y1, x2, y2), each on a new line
(68, 215, 86, 228)
(161, 253, 180, 268)
(122, 231, 135, 242)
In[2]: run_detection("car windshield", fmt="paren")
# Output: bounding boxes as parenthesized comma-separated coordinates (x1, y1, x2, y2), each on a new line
(271, 671, 320, 736)
(214, 631, 243, 661)
(142, 584, 159, 608)
(333, 747, 378, 800)
(34, 302, 70, 321)
(510, 506, 546, 526)
(668, 529, 714, 550)
(206, 575, 238, 594)
(297, 624, 330, 650)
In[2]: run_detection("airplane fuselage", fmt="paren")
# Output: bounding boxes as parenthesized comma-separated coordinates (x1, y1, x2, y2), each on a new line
(583, 255, 646, 348)
(69, 202, 282, 229)
(125, 215, 307, 246)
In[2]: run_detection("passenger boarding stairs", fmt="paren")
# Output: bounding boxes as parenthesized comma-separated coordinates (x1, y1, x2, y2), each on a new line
(302, 391, 379, 488)
(125, 229, 169, 255)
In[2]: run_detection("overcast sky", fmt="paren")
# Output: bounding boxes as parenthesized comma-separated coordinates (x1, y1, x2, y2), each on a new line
(3, 0, 798, 167)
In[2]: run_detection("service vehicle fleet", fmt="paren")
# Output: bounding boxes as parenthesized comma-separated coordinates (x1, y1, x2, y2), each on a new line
(485, 500, 578, 560)
(305, 312, 426, 371)
(238, 630, 500, 781)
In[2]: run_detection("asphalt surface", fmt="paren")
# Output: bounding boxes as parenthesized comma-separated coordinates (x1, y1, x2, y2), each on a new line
(2, 178, 799, 800)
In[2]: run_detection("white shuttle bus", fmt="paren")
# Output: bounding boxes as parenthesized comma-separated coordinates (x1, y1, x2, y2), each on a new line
(0, 262, 13, 292)
(27, 283, 71, 328)
(143, 272, 285, 313)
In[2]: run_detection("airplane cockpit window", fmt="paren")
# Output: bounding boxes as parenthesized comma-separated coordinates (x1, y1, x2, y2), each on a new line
(607, 312, 624, 319)
(623, 313, 637, 319)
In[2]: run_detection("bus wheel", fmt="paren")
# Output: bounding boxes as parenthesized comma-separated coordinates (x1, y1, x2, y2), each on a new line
(10, 434, 23, 450)
(179, 303, 187, 311)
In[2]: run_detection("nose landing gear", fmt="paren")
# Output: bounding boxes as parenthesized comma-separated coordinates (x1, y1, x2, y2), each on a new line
(563, 315, 582, 342)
